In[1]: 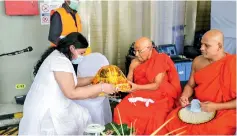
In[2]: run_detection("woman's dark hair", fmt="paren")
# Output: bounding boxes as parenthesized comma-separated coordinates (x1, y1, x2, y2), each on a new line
(33, 32, 88, 76)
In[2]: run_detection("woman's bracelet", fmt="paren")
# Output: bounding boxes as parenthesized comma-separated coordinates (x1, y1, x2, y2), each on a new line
(101, 83, 105, 92)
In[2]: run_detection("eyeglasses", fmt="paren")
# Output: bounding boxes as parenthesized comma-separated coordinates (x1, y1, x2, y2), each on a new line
(133, 46, 151, 55)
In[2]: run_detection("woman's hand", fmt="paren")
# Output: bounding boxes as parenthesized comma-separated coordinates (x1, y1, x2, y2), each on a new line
(102, 83, 118, 95)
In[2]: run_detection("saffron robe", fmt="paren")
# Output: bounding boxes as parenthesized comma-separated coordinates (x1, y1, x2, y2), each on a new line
(114, 49, 181, 135)
(166, 54, 236, 135)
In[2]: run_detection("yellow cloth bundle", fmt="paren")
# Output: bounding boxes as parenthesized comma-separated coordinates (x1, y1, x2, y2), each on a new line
(92, 65, 131, 96)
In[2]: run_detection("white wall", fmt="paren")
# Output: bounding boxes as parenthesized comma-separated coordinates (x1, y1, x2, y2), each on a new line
(211, 1, 236, 54)
(0, 1, 49, 103)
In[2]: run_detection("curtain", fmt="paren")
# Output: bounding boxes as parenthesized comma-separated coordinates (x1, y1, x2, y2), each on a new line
(184, 1, 212, 46)
(79, 1, 186, 71)
(184, 1, 197, 46)
(150, 1, 186, 54)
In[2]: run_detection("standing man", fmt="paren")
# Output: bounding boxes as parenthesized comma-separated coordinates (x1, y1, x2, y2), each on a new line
(48, 0, 91, 72)
(48, 0, 82, 47)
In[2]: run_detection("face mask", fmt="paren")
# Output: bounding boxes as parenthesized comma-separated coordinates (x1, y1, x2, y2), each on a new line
(72, 55, 84, 64)
(69, 0, 79, 10)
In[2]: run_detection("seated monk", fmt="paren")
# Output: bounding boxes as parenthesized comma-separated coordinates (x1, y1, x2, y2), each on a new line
(113, 37, 182, 135)
(166, 29, 236, 135)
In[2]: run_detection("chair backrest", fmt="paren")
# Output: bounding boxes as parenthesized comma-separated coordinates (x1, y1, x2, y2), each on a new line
(75, 53, 112, 125)
(77, 52, 109, 77)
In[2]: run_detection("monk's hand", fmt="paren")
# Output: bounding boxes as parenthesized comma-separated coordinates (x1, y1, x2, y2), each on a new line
(128, 81, 138, 92)
(200, 101, 217, 112)
(179, 95, 190, 107)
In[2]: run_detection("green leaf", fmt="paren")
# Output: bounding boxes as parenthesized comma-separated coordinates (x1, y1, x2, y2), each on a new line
(104, 122, 135, 135)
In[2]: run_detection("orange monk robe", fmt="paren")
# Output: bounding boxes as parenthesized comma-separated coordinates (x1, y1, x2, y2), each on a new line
(113, 49, 182, 135)
(166, 54, 236, 135)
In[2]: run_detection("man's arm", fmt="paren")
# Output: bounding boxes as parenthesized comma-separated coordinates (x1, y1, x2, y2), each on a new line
(182, 71, 195, 98)
(48, 12, 62, 45)
(218, 99, 236, 110)
(179, 57, 199, 107)
(201, 99, 236, 112)
(77, 77, 93, 87)
(181, 57, 198, 98)
(127, 62, 134, 81)
(127, 59, 140, 81)
(136, 72, 165, 91)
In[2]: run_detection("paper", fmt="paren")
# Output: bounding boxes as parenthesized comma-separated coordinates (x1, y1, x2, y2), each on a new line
(186, 99, 201, 112)
(40, 2, 63, 25)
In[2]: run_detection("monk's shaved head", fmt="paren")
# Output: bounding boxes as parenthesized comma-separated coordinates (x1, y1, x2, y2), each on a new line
(135, 37, 152, 49)
(134, 37, 153, 62)
(202, 29, 224, 48)
(200, 29, 226, 60)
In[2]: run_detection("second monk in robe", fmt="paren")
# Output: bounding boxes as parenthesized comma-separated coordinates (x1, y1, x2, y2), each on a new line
(166, 29, 236, 135)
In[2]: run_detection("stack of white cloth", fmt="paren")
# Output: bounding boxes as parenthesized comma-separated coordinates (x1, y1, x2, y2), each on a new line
(128, 97, 155, 107)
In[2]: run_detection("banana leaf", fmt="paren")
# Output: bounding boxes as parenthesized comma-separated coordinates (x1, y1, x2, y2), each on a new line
(104, 122, 135, 135)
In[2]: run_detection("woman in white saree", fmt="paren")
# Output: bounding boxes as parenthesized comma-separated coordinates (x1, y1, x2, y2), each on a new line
(18, 32, 117, 135)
